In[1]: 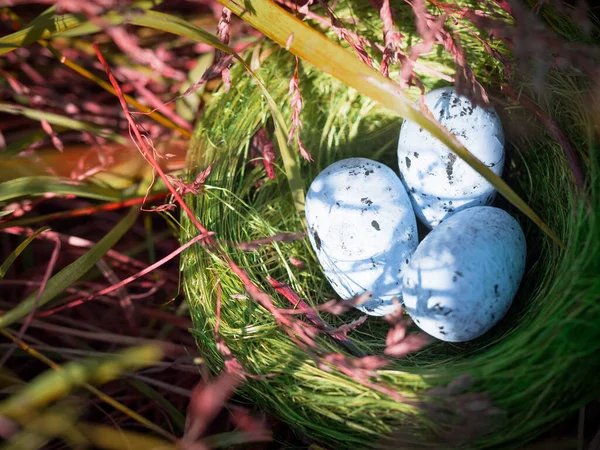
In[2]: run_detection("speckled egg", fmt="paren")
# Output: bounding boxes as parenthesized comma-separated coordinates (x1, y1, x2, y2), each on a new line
(402, 206, 526, 342)
(305, 158, 418, 316)
(397, 87, 505, 229)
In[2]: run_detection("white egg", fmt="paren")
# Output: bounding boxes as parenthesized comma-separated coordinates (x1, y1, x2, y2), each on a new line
(305, 158, 418, 316)
(402, 206, 526, 342)
(397, 87, 505, 229)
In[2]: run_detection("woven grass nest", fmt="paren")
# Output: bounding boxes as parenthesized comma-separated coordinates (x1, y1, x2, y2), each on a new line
(180, 1, 600, 448)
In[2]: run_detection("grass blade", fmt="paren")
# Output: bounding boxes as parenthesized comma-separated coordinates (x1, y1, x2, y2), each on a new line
(0, 176, 121, 203)
(0, 227, 50, 280)
(76, 422, 177, 450)
(0, 207, 138, 329)
(0, 330, 173, 440)
(127, 379, 186, 431)
(0, 400, 85, 450)
(216, 0, 565, 248)
(0, 343, 163, 420)
(0, 12, 81, 55)
(0, 103, 126, 144)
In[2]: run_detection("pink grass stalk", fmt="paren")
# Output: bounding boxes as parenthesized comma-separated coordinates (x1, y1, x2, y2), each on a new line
(216, 7, 233, 92)
(287, 56, 312, 161)
(268, 277, 365, 356)
(251, 128, 277, 180)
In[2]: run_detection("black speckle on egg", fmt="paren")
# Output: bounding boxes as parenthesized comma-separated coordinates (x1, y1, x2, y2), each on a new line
(446, 153, 457, 182)
(371, 220, 380, 231)
(361, 197, 373, 206)
(405, 259, 409, 264)
(313, 231, 322, 250)
(494, 284, 499, 296)
(405, 156, 412, 169)
(414, 152, 419, 158)
(410, 187, 416, 193)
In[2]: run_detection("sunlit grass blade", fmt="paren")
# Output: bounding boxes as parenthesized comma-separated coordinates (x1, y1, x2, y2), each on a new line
(216, 0, 565, 248)
(0, 206, 138, 329)
(0, 11, 81, 55)
(1, 400, 86, 450)
(0, 176, 121, 203)
(0, 343, 163, 421)
(76, 422, 177, 450)
(0, 226, 50, 280)
(0, 2, 157, 54)
(0, 103, 126, 144)
(0, 9, 233, 60)
(1, 329, 173, 440)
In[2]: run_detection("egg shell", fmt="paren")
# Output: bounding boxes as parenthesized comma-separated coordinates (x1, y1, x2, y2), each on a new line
(402, 206, 526, 342)
(305, 157, 418, 316)
(397, 87, 505, 229)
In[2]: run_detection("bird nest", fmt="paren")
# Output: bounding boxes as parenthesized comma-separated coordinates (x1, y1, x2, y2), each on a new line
(180, 2, 600, 448)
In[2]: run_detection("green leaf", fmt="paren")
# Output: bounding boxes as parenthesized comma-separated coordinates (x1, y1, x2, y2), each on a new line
(0, 11, 82, 55)
(0, 344, 163, 420)
(0, 103, 126, 144)
(0, 176, 121, 203)
(0, 207, 138, 329)
(0, 227, 50, 280)
(0, 9, 234, 56)
(76, 422, 176, 450)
